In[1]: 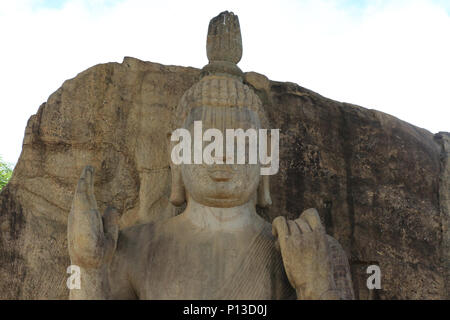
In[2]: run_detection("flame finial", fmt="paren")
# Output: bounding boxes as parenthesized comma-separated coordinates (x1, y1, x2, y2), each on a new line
(202, 11, 244, 79)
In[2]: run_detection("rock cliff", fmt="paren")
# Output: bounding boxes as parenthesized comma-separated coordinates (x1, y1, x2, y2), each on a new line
(0, 56, 448, 299)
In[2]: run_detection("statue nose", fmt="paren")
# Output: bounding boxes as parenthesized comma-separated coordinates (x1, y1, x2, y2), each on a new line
(222, 154, 234, 163)
(210, 155, 229, 163)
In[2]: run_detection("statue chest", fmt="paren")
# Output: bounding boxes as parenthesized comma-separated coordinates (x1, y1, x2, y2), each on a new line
(133, 227, 292, 299)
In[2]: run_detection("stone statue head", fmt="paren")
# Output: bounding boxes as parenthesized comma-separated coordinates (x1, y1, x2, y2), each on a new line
(169, 11, 272, 209)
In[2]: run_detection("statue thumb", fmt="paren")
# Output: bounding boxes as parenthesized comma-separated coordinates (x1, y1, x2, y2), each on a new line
(103, 206, 119, 251)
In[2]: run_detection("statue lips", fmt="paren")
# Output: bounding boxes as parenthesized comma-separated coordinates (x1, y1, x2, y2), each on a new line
(207, 167, 235, 182)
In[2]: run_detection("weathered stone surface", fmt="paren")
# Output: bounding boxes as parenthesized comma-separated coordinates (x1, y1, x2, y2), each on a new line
(67, 17, 354, 298)
(435, 132, 450, 298)
(0, 56, 448, 299)
(206, 11, 242, 64)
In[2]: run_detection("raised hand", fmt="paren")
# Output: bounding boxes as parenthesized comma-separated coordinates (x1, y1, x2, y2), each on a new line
(272, 208, 338, 300)
(68, 166, 119, 269)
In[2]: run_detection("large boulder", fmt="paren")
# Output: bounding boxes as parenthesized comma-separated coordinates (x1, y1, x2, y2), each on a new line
(0, 57, 448, 299)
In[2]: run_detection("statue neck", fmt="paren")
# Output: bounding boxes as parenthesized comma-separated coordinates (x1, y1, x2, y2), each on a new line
(182, 196, 263, 232)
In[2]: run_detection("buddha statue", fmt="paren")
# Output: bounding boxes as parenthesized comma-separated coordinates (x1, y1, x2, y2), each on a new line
(67, 11, 354, 300)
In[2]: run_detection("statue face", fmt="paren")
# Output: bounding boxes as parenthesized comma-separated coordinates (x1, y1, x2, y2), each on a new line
(180, 107, 261, 208)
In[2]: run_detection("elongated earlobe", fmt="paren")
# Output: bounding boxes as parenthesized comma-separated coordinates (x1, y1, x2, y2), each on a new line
(169, 165, 186, 207)
(257, 175, 272, 208)
(167, 129, 186, 207)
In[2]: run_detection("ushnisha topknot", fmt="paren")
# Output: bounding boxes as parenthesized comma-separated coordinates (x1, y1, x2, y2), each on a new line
(174, 11, 268, 129)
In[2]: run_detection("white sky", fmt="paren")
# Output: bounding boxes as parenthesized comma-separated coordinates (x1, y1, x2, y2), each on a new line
(0, 0, 449, 164)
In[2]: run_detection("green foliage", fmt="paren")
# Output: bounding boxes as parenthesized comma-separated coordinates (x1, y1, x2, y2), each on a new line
(0, 156, 13, 191)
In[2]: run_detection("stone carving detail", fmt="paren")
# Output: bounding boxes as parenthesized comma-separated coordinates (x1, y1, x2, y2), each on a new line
(68, 11, 354, 300)
(206, 11, 242, 64)
(1, 9, 446, 301)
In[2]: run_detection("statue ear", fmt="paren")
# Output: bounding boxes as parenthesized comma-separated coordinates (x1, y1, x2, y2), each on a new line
(257, 175, 272, 208)
(169, 164, 186, 206)
(167, 131, 186, 206)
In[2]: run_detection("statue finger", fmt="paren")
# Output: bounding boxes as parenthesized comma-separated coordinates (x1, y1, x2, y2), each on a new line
(83, 166, 98, 209)
(76, 175, 87, 195)
(72, 167, 102, 236)
(272, 216, 290, 251)
(74, 186, 91, 214)
(103, 206, 119, 262)
(76, 166, 92, 190)
(74, 208, 102, 237)
(272, 216, 289, 237)
(75, 166, 95, 207)
(288, 220, 301, 236)
(295, 217, 312, 233)
(75, 167, 89, 201)
(300, 208, 324, 231)
(103, 207, 119, 242)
